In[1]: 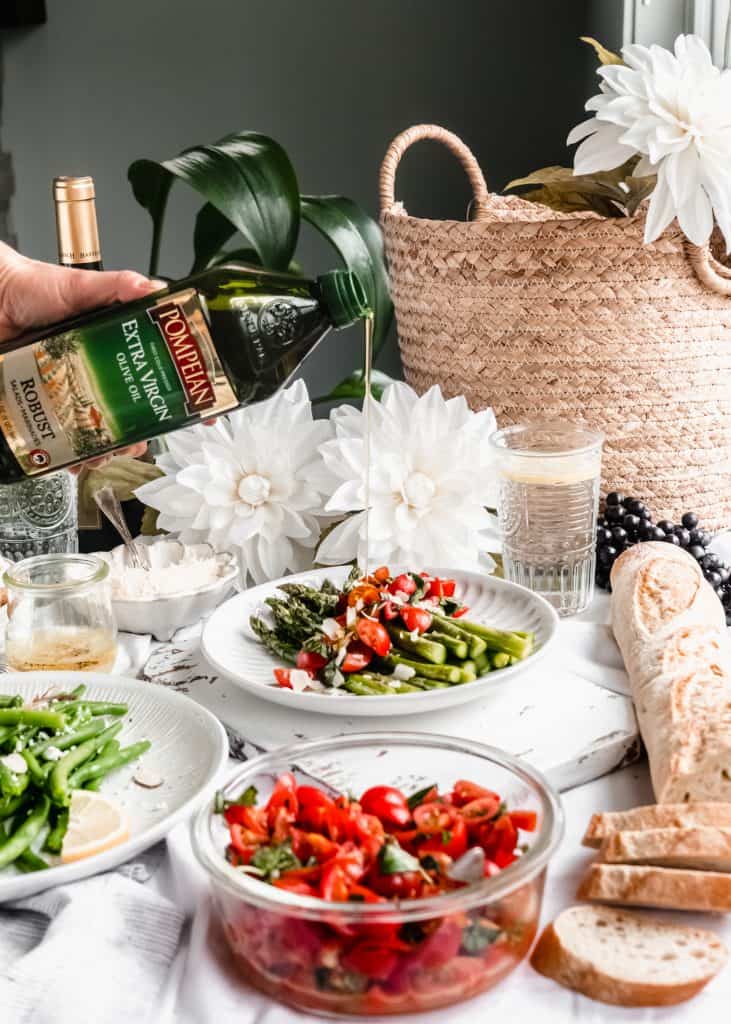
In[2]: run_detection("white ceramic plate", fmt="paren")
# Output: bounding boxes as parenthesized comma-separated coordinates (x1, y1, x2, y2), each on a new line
(0, 672, 228, 902)
(201, 566, 558, 717)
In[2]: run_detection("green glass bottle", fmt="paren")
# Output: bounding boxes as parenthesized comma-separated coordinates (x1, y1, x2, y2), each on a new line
(0, 264, 369, 483)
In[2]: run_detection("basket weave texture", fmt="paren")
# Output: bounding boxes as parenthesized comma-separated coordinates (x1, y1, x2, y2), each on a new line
(380, 125, 731, 529)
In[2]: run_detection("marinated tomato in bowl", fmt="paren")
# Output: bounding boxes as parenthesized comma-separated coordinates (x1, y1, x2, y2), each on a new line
(212, 773, 542, 1015)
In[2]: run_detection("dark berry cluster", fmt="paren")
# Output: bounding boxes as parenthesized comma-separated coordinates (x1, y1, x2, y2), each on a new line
(596, 493, 731, 623)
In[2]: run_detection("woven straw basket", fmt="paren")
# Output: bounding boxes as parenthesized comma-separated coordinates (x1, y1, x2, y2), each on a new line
(380, 124, 731, 529)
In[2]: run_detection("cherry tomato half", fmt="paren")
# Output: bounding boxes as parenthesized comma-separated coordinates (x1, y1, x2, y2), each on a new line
(418, 813, 468, 859)
(460, 794, 501, 826)
(369, 869, 423, 899)
(380, 601, 399, 621)
(400, 606, 432, 633)
(388, 573, 417, 597)
(320, 861, 351, 901)
(356, 618, 391, 657)
(360, 785, 411, 828)
(341, 641, 373, 673)
(296, 649, 327, 674)
(510, 809, 538, 832)
(451, 780, 499, 808)
(372, 566, 391, 583)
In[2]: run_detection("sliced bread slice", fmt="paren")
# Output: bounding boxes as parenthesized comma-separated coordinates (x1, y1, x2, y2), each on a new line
(600, 826, 731, 871)
(583, 803, 731, 848)
(530, 905, 727, 1007)
(578, 862, 731, 911)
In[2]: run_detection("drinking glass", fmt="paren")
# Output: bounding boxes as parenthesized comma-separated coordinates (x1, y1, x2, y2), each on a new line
(489, 421, 603, 616)
(0, 472, 78, 560)
(4, 553, 117, 671)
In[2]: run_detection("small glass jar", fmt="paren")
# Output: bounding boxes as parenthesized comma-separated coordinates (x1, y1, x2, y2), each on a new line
(4, 554, 117, 672)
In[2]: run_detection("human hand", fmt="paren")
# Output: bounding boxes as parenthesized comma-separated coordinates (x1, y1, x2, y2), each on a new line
(0, 242, 161, 470)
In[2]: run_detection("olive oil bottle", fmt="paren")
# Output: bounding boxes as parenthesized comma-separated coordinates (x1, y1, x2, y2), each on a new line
(0, 264, 369, 482)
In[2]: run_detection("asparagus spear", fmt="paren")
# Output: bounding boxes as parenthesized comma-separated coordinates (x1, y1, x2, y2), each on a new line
(427, 630, 469, 660)
(382, 653, 462, 684)
(432, 612, 532, 660)
(490, 651, 511, 670)
(427, 615, 487, 658)
(249, 616, 298, 663)
(386, 626, 447, 665)
(474, 652, 491, 675)
(343, 675, 421, 696)
(265, 596, 323, 645)
(277, 582, 338, 617)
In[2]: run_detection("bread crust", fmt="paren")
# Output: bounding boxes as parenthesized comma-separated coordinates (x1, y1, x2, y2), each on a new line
(578, 862, 731, 911)
(583, 803, 731, 847)
(531, 908, 725, 1007)
(609, 543, 731, 803)
(600, 826, 731, 871)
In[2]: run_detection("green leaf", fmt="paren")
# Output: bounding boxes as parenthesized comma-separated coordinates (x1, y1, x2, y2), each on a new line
(129, 131, 300, 275)
(378, 839, 421, 875)
(300, 195, 393, 356)
(312, 368, 396, 405)
(139, 506, 163, 537)
(192, 202, 240, 272)
(250, 841, 301, 881)
(407, 784, 437, 811)
(580, 36, 623, 65)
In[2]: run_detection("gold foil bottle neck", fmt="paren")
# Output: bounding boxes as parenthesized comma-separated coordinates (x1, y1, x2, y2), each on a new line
(53, 175, 101, 266)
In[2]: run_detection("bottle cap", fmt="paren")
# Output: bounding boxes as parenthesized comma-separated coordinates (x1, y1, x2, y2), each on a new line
(318, 270, 371, 328)
(53, 176, 96, 202)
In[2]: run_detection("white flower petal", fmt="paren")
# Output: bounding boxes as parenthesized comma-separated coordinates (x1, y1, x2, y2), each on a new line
(644, 173, 677, 243)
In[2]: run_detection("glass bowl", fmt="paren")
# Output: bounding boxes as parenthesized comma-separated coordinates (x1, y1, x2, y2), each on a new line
(192, 732, 564, 1017)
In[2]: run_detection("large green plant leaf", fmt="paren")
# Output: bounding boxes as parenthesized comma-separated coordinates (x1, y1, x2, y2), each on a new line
(192, 202, 239, 272)
(300, 196, 393, 357)
(129, 131, 300, 275)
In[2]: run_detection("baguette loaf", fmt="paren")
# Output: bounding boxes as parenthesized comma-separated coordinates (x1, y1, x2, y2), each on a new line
(600, 826, 731, 871)
(583, 803, 731, 847)
(530, 905, 727, 1007)
(610, 542, 731, 803)
(578, 862, 731, 911)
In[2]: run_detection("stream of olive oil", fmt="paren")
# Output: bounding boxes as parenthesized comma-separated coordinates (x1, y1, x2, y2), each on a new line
(363, 313, 374, 577)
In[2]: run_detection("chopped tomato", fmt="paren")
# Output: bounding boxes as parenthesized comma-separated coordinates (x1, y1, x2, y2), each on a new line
(320, 861, 351, 902)
(272, 878, 317, 896)
(342, 940, 399, 981)
(347, 584, 380, 607)
(451, 606, 469, 618)
(341, 641, 373, 673)
(223, 803, 268, 835)
(451, 780, 499, 807)
(427, 577, 456, 599)
(290, 828, 339, 863)
(399, 606, 432, 633)
(266, 772, 298, 831)
(418, 812, 468, 859)
(459, 794, 501, 827)
(380, 600, 399, 621)
(480, 814, 518, 861)
(356, 619, 391, 657)
(510, 809, 538, 832)
(273, 668, 293, 688)
(372, 566, 390, 583)
(295, 649, 327, 673)
(296, 786, 337, 833)
(360, 785, 411, 828)
(228, 824, 264, 856)
(388, 573, 417, 597)
(368, 868, 423, 899)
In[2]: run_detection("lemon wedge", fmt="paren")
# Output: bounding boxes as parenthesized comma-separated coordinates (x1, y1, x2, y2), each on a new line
(61, 790, 129, 863)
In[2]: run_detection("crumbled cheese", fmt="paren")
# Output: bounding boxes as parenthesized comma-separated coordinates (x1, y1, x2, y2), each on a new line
(289, 669, 314, 692)
(1, 753, 27, 774)
(108, 550, 227, 599)
(394, 590, 410, 602)
(345, 605, 357, 628)
(43, 745, 64, 762)
(321, 617, 342, 640)
(392, 663, 416, 681)
(410, 629, 420, 642)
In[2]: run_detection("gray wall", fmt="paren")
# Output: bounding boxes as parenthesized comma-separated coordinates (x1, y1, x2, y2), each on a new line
(3, 0, 592, 395)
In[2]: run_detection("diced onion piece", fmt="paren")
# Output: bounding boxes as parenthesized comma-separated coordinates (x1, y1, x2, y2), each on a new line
(346, 605, 357, 628)
(289, 669, 313, 692)
(0, 752, 27, 774)
(448, 847, 486, 883)
(392, 663, 416, 681)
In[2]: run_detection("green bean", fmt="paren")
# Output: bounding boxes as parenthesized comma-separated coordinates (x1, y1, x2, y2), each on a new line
(16, 849, 49, 872)
(49, 723, 122, 806)
(84, 779, 101, 791)
(51, 700, 128, 717)
(20, 750, 46, 786)
(0, 709, 66, 730)
(0, 793, 29, 822)
(0, 760, 29, 798)
(0, 695, 22, 708)
(32, 718, 106, 756)
(0, 795, 50, 869)
(68, 740, 151, 788)
(44, 808, 69, 855)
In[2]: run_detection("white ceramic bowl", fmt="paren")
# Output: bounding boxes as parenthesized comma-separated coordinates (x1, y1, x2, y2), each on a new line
(97, 540, 239, 641)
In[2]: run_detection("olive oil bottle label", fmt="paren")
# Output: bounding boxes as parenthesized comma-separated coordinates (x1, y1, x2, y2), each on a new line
(0, 288, 238, 474)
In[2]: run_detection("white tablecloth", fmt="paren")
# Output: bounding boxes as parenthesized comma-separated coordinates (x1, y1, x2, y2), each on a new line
(158, 761, 731, 1024)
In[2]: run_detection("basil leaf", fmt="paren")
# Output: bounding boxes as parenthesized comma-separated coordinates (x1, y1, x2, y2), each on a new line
(236, 785, 258, 807)
(461, 921, 503, 955)
(407, 784, 436, 811)
(250, 842, 301, 881)
(378, 840, 420, 875)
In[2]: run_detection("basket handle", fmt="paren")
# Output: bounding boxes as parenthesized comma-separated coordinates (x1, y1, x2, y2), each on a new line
(379, 124, 489, 218)
(687, 240, 731, 295)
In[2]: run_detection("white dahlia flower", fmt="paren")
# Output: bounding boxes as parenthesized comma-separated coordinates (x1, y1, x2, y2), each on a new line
(568, 34, 731, 247)
(317, 382, 498, 571)
(135, 381, 333, 583)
